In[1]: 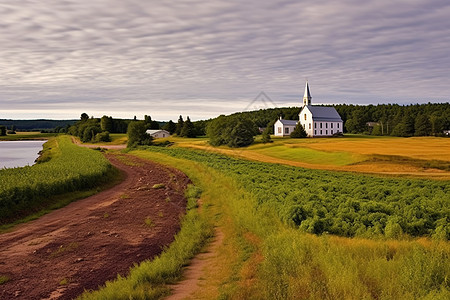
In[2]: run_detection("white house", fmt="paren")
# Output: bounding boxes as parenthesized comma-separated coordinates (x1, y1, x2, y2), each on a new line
(274, 118, 297, 136)
(146, 129, 171, 139)
(274, 81, 343, 137)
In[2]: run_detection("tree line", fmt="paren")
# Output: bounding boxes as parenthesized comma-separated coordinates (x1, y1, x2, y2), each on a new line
(219, 102, 450, 137)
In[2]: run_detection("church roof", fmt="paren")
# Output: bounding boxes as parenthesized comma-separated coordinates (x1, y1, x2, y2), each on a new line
(304, 81, 311, 99)
(303, 105, 342, 122)
(278, 119, 298, 126)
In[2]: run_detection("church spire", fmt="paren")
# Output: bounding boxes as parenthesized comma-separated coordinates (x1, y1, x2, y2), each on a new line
(303, 81, 312, 107)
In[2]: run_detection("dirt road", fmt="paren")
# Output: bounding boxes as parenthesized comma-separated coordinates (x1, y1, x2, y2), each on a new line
(0, 154, 190, 300)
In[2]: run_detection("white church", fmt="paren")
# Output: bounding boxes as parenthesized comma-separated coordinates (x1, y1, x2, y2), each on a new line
(274, 82, 343, 137)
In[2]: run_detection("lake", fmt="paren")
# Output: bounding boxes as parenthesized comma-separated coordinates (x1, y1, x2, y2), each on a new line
(0, 140, 46, 169)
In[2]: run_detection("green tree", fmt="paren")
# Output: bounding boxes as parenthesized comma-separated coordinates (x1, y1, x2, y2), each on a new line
(80, 113, 89, 122)
(414, 114, 431, 136)
(144, 115, 160, 129)
(100, 116, 113, 132)
(82, 126, 101, 142)
(175, 115, 184, 135)
(180, 116, 196, 138)
(127, 121, 153, 148)
(261, 127, 273, 143)
(162, 120, 176, 134)
(391, 114, 415, 137)
(207, 115, 257, 147)
(207, 115, 228, 146)
(290, 122, 307, 138)
(0, 125, 6, 136)
(227, 119, 255, 147)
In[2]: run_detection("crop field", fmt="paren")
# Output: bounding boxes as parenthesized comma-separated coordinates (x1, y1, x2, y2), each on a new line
(122, 147, 450, 299)
(0, 136, 113, 223)
(165, 135, 450, 179)
(143, 146, 449, 239)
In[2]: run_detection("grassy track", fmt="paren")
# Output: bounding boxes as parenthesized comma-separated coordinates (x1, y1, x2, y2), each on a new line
(81, 147, 449, 299)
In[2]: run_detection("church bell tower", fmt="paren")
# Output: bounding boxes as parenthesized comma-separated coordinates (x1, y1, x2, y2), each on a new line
(302, 81, 312, 107)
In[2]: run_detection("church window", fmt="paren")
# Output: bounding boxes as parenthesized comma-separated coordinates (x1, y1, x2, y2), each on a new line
(326, 130, 328, 135)
(320, 123, 322, 128)
(320, 130, 322, 135)
(315, 130, 317, 135)
(304, 114, 307, 120)
(278, 127, 282, 134)
(285, 128, 289, 134)
(331, 123, 333, 128)
(331, 130, 333, 134)
(337, 123, 340, 128)
(314, 123, 316, 128)
(326, 123, 328, 128)
(309, 123, 311, 129)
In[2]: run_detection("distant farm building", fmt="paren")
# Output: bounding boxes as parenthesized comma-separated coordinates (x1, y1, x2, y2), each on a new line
(274, 82, 343, 137)
(146, 129, 170, 139)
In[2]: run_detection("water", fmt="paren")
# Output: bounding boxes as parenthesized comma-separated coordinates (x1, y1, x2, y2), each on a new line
(0, 140, 46, 169)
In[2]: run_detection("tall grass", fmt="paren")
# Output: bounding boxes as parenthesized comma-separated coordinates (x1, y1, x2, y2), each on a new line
(131, 147, 450, 299)
(0, 136, 112, 223)
(76, 147, 449, 299)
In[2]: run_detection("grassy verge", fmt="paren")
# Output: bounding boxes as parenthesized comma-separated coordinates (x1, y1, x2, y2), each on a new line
(0, 136, 114, 224)
(0, 167, 122, 233)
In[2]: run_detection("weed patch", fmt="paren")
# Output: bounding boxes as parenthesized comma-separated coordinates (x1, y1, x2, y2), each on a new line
(0, 275, 10, 285)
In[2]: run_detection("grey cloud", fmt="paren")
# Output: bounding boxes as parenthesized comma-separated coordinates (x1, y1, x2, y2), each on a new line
(0, 0, 449, 119)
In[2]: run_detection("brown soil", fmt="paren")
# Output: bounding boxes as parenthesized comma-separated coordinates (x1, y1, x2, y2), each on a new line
(0, 154, 190, 300)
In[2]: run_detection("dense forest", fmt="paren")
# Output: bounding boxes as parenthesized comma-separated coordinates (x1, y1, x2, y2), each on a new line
(0, 119, 76, 132)
(226, 103, 450, 136)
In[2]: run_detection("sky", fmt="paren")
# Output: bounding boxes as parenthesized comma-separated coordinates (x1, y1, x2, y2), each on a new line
(1, 0, 449, 121)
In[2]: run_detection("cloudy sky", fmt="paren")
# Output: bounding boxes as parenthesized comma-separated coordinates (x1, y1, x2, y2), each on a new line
(1, 0, 449, 120)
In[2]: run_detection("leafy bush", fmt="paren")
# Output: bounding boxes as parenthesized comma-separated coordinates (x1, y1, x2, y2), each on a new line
(95, 131, 111, 143)
(207, 115, 257, 147)
(290, 122, 307, 138)
(127, 121, 153, 148)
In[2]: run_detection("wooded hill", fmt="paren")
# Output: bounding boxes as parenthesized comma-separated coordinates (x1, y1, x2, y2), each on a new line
(226, 102, 450, 136)
(0, 119, 77, 131)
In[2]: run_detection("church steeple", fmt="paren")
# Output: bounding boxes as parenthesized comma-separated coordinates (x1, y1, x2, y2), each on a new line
(303, 81, 312, 107)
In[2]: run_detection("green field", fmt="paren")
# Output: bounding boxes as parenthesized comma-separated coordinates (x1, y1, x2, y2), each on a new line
(0, 132, 57, 140)
(251, 144, 364, 166)
(81, 145, 449, 299)
(0, 136, 114, 224)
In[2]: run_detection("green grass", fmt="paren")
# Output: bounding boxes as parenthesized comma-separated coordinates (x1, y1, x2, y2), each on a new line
(140, 146, 450, 239)
(152, 183, 165, 189)
(0, 136, 114, 224)
(0, 132, 57, 140)
(75, 146, 449, 299)
(252, 144, 363, 166)
(130, 148, 450, 299)
(0, 275, 10, 285)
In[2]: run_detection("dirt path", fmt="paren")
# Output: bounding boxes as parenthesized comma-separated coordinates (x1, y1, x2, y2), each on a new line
(0, 154, 190, 300)
(165, 229, 224, 300)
